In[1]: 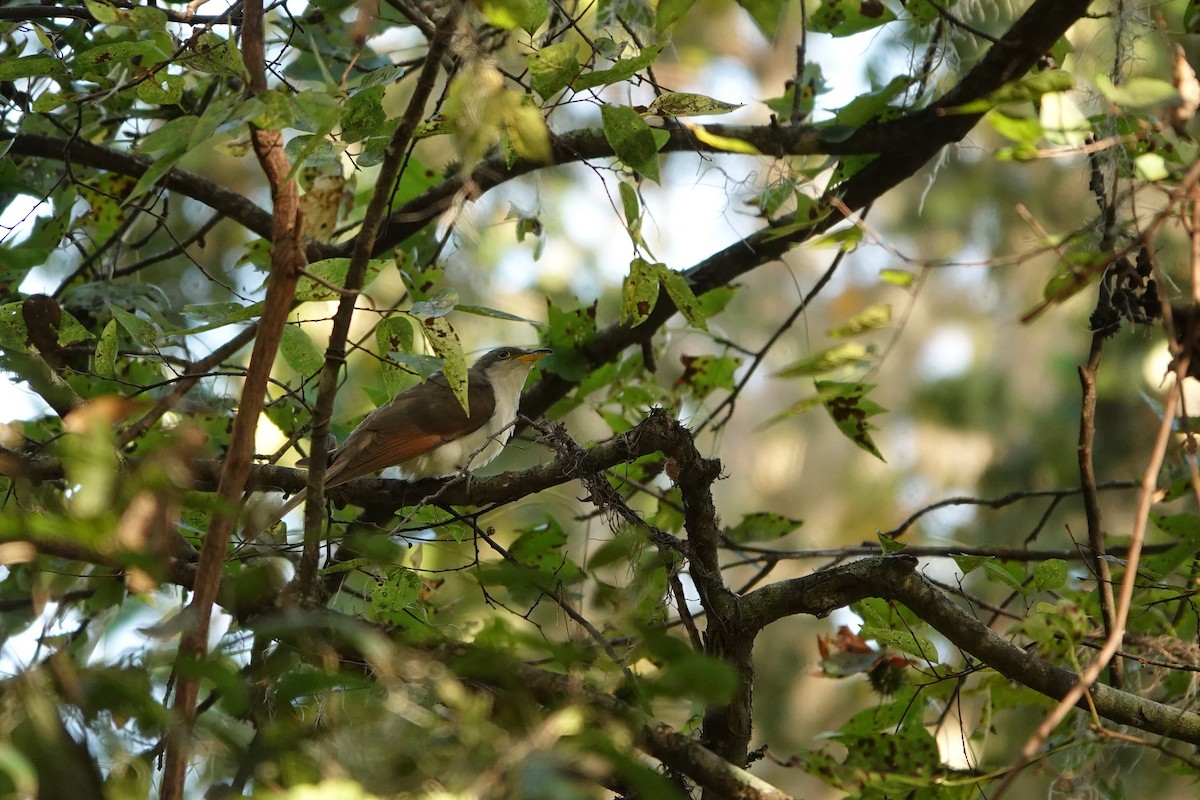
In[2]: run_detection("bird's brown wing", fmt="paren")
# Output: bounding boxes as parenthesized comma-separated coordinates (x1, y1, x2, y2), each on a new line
(323, 371, 496, 487)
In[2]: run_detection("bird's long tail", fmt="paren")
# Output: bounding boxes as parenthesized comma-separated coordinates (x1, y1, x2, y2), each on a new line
(264, 488, 307, 531)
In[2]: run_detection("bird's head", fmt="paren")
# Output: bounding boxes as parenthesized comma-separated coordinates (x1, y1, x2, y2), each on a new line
(475, 346, 553, 377)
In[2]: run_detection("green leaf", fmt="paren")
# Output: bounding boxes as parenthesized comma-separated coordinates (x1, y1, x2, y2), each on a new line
(877, 531, 905, 554)
(656, 264, 707, 331)
(479, 0, 548, 33)
(735, 0, 785, 38)
(107, 305, 159, 348)
(527, 42, 581, 99)
(778, 343, 873, 377)
(1095, 74, 1180, 109)
(656, 0, 697, 30)
(174, 301, 263, 334)
(817, 380, 886, 460)
(647, 92, 743, 117)
(341, 86, 386, 143)
(574, 44, 665, 91)
(649, 651, 737, 703)
(700, 283, 738, 317)
(455, 305, 544, 325)
(1151, 512, 1200, 542)
(376, 315, 417, 398)
(602, 104, 661, 183)
(279, 325, 324, 377)
(986, 109, 1044, 144)
(421, 317, 468, 414)
(952, 554, 989, 575)
(726, 512, 800, 543)
(809, 0, 896, 36)
(56, 309, 92, 347)
(252, 89, 297, 131)
(807, 224, 864, 252)
(764, 64, 826, 121)
(509, 518, 584, 582)
(138, 116, 196, 156)
(950, 69, 1075, 113)
(827, 304, 891, 338)
(76, 40, 165, 69)
(185, 31, 245, 77)
(136, 74, 184, 105)
(858, 625, 938, 662)
(127, 142, 188, 203)
(544, 300, 597, 381)
(1135, 153, 1170, 182)
(85, 0, 167, 30)
(622, 257, 660, 327)
(375, 315, 414, 358)
(367, 567, 422, 625)
(0, 55, 65, 81)
(879, 268, 915, 287)
(827, 75, 914, 128)
(295, 258, 388, 302)
(94, 320, 118, 377)
(983, 561, 1028, 595)
(675, 354, 740, 399)
(1033, 559, 1068, 593)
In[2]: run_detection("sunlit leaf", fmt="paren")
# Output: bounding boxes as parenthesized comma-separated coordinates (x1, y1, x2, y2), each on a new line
(622, 257, 659, 327)
(527, 42, 581, 99)
(656, 0, 697, 30)
(1033, 559, 1068, 593)
(647, 92, 743, 117)
(421, 316, 467, 414)
(809, 0, 896, 36)
(827, 305, 891, 338)
(778, 343, 873, 377)
(574, 44, 664, 91)
(950, 69, 1075, 113)
(879, 268, 915, 287)
(279, 325, 324, 377)
(479, 0, 548, 33)
(685, 123, 761, 154)
(1095, 74, 1181, 109)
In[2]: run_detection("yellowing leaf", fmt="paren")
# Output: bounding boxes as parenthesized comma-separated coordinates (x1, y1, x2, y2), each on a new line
(684, 123, 761, 155)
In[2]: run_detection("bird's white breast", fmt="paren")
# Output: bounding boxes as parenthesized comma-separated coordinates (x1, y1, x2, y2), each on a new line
(397, 363, 527, 478)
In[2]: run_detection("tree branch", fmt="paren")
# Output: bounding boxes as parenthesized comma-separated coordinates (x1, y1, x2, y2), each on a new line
(740, 556, 1200, 746)
(160, 0, 307, 793)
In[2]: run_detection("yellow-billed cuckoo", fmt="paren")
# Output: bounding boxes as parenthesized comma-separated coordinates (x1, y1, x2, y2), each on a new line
(273, 346, 552, 521)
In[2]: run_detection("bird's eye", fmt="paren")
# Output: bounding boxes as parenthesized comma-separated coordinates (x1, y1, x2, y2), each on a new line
(498, 349, 511, 359)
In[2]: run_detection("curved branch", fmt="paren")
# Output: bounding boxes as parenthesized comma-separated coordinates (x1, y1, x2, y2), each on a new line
(740, 556, 1200, 746)
(3, 132, 276, 243)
